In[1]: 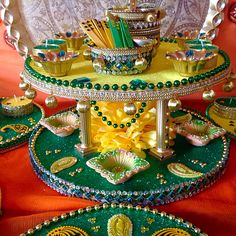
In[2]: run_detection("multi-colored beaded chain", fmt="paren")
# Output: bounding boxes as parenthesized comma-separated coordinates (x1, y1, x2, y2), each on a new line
(90, 101, 147, 128)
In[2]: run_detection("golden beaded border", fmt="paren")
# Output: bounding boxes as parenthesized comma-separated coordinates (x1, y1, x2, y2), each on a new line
(20, 203, 207, 236)
(22, 66, 231, 102)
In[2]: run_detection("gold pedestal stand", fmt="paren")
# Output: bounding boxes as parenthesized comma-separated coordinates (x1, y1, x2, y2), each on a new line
(75, 100, 97, 156)
(149, 99, 174, 160)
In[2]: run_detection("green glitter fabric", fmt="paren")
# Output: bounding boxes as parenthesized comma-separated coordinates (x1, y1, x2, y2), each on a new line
(22, 205, 205, 235)
(29, 107, 229, 206)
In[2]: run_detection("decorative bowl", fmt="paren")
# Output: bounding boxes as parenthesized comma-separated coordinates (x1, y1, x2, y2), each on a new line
(166, 49, 218, 76)
(213, 97, 236, 119)
(32, 44, 61, 67)
(42, 39, 67, 52)
(171, 30, 207, 49)
(86, 149, 150, 185)
(177, 119, 226, 146)
(40, 111, 79, 137)
(90, 38, 155, 75)
(32, 51, 79, 77)
(188, 45, 219, 69)
(55, 31, 86, 50)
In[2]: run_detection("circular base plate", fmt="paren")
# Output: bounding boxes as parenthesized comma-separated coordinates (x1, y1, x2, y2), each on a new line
(22, 204, 205, 236)
(29, 108, 229, 206)
(0, 99, 44, 153)
(206, 102, 236, 139)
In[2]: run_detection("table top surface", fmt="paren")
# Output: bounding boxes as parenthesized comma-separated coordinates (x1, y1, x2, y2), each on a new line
(24, 41, 231, 101)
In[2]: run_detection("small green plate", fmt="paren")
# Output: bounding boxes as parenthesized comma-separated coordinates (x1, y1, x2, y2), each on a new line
(0, 98, 44, 153)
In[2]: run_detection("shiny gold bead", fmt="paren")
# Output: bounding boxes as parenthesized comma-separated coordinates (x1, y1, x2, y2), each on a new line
(134, 57, 148, 71)
(25, 88, 37, 99)
(223, 81, 234, 92)
(86, 206, 92, 212)
(19, 81, 29, 91)
(94, 205, 101, 210)
(83, 48, 92, 60)
(27, 229, 34, 234)
(202, 89, 215, 101)
(124, 102, 137, 115)
(103, 203, 109, 209)
(44, 220, 50, 226)
(35, 224, 42, 230)
(45, 95, 58, 108)
(168, 98, 182, 112)
(52, 216, 59, 222)
(61, 214, 67, 219)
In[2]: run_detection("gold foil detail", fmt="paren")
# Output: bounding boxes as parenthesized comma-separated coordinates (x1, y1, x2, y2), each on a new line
(47, 226, 88, 236)
(167, 163, 203, 178)
(152, 228, 191, 236)
(1, 124, 29, 133)
(50, 157, 77, 174)
(108, 214, 133, 236)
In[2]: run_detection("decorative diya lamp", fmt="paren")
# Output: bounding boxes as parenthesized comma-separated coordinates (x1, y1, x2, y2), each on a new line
(166, 49, 218, 76)
(40, 111, 79, 137)
(90, 38, 155, 75)
(213, 97, 236, 119)
(171, 30, 207, 50)
(189, 44, 219, 69)
(177, 119, 226, 146)
(86, 149, 150, 185)
(32, 50, 79, 77)
(55, 31, 86, 50)
(42, 39, 67, 52)
(32, 44, 61, 67)
(1, 96, 33, 117)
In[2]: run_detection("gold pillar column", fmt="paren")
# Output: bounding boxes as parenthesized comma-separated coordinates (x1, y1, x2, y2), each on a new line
(149, 99, 174, 160)
(75, 100, 96, 156)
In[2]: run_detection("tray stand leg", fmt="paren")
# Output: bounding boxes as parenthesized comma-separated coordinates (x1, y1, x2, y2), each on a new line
(149, 99, 174, 160)
(75, 101, 97, 156)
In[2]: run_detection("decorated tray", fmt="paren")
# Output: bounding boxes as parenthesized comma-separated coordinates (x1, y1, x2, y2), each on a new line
(20, 204, 206, 236)
(0, 98, 44, 153)
(29, 107, 229, 206)
(22, 41, 231, 101)
(206, 97, 236, 139)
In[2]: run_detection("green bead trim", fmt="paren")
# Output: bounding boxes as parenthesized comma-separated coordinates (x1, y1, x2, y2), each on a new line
(91, 101, 147, 129)
(25, 46, 230, 92)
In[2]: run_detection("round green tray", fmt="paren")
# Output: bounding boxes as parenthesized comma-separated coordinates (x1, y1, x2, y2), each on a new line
(29, 107, 229, 206)
(206, 97, 236, 139)
(21, 204, 206, 236)
(0, 98, 44, 153)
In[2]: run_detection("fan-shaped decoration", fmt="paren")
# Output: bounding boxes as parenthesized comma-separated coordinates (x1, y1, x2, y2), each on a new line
(152, 227, 191, 236)
(47, 226, 88, 236)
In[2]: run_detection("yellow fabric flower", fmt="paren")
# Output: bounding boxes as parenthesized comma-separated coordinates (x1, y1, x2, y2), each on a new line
(90, 101, 178, 158)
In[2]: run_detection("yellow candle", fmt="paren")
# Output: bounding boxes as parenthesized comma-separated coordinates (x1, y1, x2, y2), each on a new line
(1, 96, 33, 117)
(2, 96, 32, 106)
